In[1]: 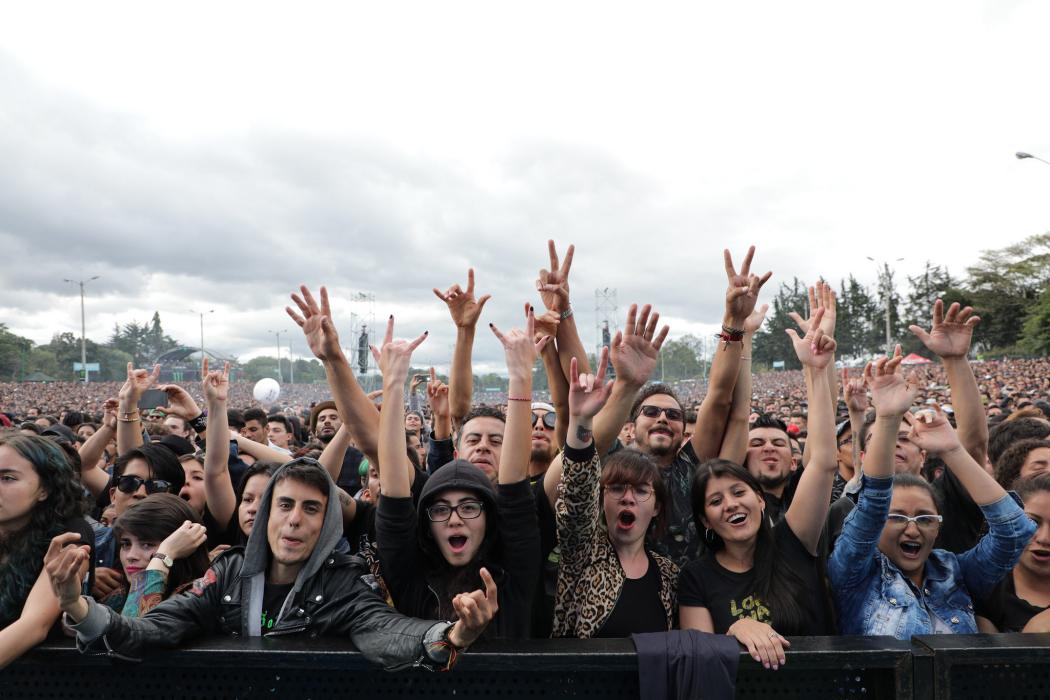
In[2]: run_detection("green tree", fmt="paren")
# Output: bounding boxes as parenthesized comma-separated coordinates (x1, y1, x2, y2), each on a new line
(836, 275, 880, 360)
(753, 277, 809, 370)
(1021, 285, 1050, 356)
(901, 262, 956, 354)
(660, 337, 702, 381)
(0, 324, 34, 380)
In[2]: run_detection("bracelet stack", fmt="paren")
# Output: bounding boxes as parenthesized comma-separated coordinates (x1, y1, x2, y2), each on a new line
(715, 324, 745, 350)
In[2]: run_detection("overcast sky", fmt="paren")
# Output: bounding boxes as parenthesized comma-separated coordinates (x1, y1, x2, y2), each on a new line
(1, 0, 1048, 374)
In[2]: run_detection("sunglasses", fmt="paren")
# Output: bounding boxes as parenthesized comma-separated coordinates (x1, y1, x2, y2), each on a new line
(116, 475, 175, 495)
(532, 412, 557, 430)
(638, 405, 684, 422)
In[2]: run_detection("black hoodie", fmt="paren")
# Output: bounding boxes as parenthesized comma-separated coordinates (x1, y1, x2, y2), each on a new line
(376, 460, 540, 639)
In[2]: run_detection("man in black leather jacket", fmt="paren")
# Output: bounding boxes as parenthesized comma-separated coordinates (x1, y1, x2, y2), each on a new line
(45, 459, 498, 671)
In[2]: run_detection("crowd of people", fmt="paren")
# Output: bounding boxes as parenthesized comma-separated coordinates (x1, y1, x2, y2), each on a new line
(2, 241, 1050, 677)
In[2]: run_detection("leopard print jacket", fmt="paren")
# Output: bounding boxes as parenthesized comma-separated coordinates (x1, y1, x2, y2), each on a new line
(552, 445, 678, 638)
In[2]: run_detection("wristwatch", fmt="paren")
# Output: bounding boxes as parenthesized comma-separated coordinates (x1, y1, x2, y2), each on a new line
(151, 552, 174, 568)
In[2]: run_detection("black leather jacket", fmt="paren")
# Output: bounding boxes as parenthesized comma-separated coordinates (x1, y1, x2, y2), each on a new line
(71, 547, 452, 671)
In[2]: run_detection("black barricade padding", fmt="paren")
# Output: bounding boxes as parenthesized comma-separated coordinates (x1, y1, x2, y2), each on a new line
(914, 633, 1050, 700)
(4, 635, 922, 700)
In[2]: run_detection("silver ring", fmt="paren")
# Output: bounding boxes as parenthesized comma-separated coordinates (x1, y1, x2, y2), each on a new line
(768, 631, 777, 639)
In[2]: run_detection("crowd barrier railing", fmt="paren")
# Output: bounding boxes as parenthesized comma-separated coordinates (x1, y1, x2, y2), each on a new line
(5, 634, 1050, 698)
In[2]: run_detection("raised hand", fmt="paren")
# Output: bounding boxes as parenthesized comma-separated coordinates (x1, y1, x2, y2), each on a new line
(744, 303, 770, 335)
(426, 367, 450, 419)
(841, 368, 867, 414)
(568, 348, 613, 420)
(610, 304, 670, 387)
(447, 567, 500, 649)
(157, 383, 201, 420)
(202, 357, 231, 403)
(785, 307, 837, 370)
(489, 304, 551, 379)
(287, 285, 343, 362)
(533, 309, 561, 344)
(102, 398, 119, 430)
(536, 240, 574, 313)
(369, 316, 428, 385)
(908, 406, 964, 456)
(157, 521, 208, 560)
(410, 373, 428, 394)
(865, 346, 921, 417)
(788, 280, 837, 338)
(909, 299, 980, 360)
(724, 246, 773, 325)
(119, 363, 160, 402)
(433, 268, 491, 328)
(43, 533, 90, 610)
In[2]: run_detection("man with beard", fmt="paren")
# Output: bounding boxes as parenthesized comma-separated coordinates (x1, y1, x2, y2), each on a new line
(744, 414, 799, 523)
(541, 246, 772, 567)
(309, 400, 364, 494)
(529, 402, 558, 481)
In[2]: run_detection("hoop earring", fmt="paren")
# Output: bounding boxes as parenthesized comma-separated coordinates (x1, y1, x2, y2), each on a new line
(704, 527, 717, 545)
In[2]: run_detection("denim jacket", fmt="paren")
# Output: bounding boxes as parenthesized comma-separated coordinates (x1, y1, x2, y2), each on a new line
(828, 475, 1035, 639)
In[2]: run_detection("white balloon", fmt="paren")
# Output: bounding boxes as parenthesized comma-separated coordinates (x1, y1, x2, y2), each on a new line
(253, 378, 281, 403)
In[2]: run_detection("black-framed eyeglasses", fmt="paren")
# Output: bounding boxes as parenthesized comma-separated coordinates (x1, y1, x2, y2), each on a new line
(116, 475, 175, 495)
(426, 500, 485, 522)
(532, 412, 556, 430)
(605, 483, 655, 502)
(638, 405, 684, 422)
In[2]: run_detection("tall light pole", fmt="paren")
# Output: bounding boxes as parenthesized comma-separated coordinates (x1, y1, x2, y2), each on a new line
(867, 257, 904, 356)
(288, 336, 295, 384)
(63, 276, 100, 383)
(1016, 151, 1050, 166)
(268, 330, 285, 382)
(189, 309, 214, 366)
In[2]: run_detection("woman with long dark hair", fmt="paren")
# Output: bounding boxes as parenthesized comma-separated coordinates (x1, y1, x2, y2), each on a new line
(0, 433, 87, 668)
(678, 311, 839, 670)
(103, 494, 210, 617)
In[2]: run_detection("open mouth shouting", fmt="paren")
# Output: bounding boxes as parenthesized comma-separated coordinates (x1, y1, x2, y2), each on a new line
(448, 534, 469, 554)
(1029, 547, 1050, 564)
(726, 512, 748, 527)
(899, 539, 923, 559)
(617, 510, 637, 531)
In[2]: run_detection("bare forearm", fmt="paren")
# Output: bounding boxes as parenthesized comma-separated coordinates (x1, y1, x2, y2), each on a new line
(203, 399, 235, 527)
(849, 409, 865, 477)
(692, 318, 743, 460)
(943, 356, 988, 467)
(318, 426, 353, 482)
(116, 399, 143, 454)
(804, 367, 836, 471)
(555, 313, 590, 379)
(378, 383, 411, 498)
(542, 344, 569, 449)
(449, 326, 476, 423)
(865, 415, 904, 479)
(501, 375, 533, 483)
(940, 444, 1007, 506)
(78, 424, 114, 497)
(719, 341, 753, 464)
(592, 379, 638, 457)
(324, 353, 380, 466)
(566, 415, 595, 450)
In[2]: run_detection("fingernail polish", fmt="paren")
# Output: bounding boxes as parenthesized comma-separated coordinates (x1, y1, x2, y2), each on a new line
(389, 314, 393, 319)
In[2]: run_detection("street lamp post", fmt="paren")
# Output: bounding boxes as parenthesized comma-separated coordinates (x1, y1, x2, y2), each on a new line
(867, 257, 904, 357)
(189, 309, 214, 367)
(63, 276, 100, 383)
(288, 337, 295, 384)
(1016, 151, 1050, 166)
(268, 330, 285, 382)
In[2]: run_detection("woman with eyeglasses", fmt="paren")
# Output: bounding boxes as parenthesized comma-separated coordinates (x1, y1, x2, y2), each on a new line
(828, 352, 1035, 639)
(373, 310, 543, 639)
(101, 494, 210, 618)
(551, 349, 679, 638)
(0, 434, 87, 668)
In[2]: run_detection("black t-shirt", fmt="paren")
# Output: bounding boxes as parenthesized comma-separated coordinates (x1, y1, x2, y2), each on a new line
(976, 572, 1049, 633)
(677, 518, 830, 636)
(260, 582, 294, 632)
(203, 506, 237, 550)
(335, 446, 366, 494)
(529, 476, 558, 638)
(595, 555, 666, 638)
(933, 467, 985, 554)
